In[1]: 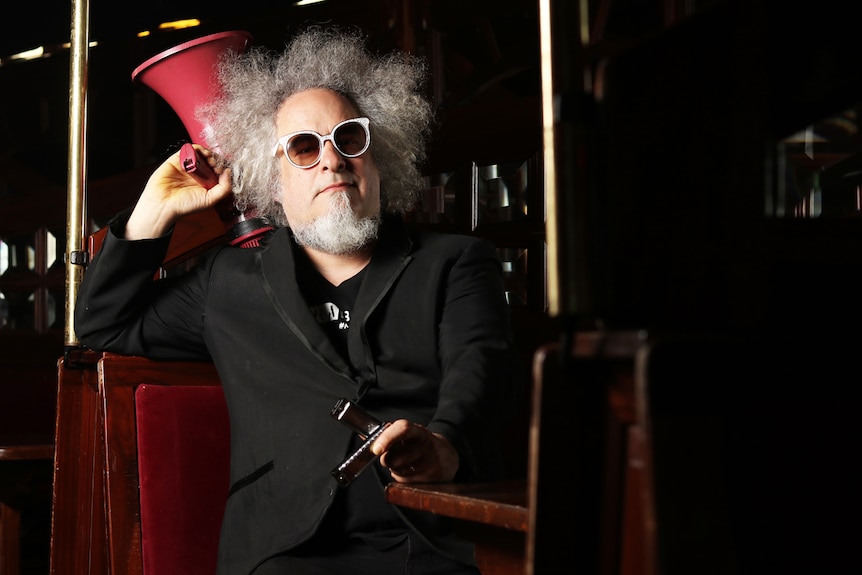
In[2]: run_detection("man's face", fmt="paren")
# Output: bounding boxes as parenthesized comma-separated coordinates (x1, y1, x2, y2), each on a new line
(274, 88, 381, 234)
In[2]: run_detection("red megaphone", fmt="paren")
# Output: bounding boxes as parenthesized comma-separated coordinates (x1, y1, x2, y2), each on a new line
(132, 30, 273, 248)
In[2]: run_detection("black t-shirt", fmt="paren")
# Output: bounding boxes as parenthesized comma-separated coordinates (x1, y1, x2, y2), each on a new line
(298, 257, 362, 363)
(295, 254, 407, 548)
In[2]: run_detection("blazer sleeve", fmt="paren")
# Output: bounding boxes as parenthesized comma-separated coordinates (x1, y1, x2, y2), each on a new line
(427, 237, 522, 481)
(74, 220, 213, 361)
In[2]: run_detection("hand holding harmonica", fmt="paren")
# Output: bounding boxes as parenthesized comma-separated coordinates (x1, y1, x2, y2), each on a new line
(329, 398, 460, 486)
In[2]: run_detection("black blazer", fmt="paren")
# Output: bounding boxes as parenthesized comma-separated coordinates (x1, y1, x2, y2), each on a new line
(75, 215, 519, 574)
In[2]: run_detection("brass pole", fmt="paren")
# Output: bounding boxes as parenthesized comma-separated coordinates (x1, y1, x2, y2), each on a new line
(531, 7, 601, 572)
(538, 0, 560, 316)
(64, 0, 89, 347)
(539, 0, 598, 319)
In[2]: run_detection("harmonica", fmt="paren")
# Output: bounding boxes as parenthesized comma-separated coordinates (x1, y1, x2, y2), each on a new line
(330, 398, 387, 486)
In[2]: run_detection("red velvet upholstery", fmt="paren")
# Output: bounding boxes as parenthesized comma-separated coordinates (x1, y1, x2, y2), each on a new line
(135, 384, 230, 575)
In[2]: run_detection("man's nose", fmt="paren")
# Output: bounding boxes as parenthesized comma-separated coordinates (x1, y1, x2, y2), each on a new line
(319, 141, 346, 169)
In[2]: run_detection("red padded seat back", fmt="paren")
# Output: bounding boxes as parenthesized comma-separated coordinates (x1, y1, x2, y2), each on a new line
(135, 384, 230, 575)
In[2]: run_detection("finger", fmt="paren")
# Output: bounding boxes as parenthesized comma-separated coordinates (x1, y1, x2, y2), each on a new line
(389, 463, 418, 477)
(371, 420, 410, 455)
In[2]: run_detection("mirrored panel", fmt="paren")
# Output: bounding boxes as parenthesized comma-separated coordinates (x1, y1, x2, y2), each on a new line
(497, 244, 546, 310)
(477, 160, 532, 226)
(498, 246, 530, 306)
(0, 233, 37, 274)
(412, 154, 542, 231)
(773, 105, 862, 218)
(412, 165, 474, 226)
(0, 238, 7, 275)
(47, 228, 64, 272)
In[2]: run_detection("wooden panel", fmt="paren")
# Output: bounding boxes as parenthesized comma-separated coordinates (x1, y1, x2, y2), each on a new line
(0, 455, 53, 575)
(385, 331, 646, 575)
(470, 528, 526, 575)
(50, 351, 221, 575)
(527, 332, 643, 575)
(97, 354, 220, 575)
(50, 349, 108, 575)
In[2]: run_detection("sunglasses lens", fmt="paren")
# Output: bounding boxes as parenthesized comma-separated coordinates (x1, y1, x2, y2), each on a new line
(281, 120, 369, 167)
(287, 133, 322, 167)
(334, 121, 368, 156)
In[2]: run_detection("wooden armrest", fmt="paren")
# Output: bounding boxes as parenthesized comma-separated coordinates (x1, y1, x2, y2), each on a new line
(384, 480, 528, 532)
(386, 480, 528, 575)
(0, 443, 54, 461)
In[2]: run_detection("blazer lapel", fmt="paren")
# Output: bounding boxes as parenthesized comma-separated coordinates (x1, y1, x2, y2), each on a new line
(257, 219, 415, 394)
(257, 228, 354, 378)
(348, 217, 414, 394)
(353, 216, 414, 318)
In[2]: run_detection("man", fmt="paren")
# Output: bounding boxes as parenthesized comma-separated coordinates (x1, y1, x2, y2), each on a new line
(75, 26, 518, 575)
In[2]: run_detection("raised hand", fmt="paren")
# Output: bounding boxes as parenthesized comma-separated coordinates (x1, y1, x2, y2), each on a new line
(126, 144, 232, 240)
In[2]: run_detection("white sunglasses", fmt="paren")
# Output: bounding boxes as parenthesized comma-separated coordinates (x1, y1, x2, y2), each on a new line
(272, 117, 371, 169)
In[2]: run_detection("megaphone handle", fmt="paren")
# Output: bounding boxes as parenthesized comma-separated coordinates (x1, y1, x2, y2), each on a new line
(179, 143, 274, 248)
(180, 143, 219, 188)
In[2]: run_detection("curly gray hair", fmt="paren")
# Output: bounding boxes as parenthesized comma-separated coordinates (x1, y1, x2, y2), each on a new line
(199, 26, 433, 227)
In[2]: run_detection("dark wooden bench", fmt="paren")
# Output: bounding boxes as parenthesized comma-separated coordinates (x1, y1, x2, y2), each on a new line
(51, 351, 226, 575)
(0, 439, 54, 575)
(0, 365, 56, 575)
(386, 329, 649, 575)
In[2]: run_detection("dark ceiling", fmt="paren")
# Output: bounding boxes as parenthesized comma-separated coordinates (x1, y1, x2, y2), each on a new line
(0, 0, 553, 201)
(2, 1, 301, 57)
(1, 0, 672, 61)
(1, 1, 413, 60)
(2, 0, 721, 211)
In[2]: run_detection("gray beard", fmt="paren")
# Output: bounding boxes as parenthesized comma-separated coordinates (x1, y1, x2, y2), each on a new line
(290, 191, 380, 255)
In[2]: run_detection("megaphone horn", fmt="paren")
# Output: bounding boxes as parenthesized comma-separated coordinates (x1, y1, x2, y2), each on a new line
(132, 30, 251, 146)
(131, 30, 272, 248)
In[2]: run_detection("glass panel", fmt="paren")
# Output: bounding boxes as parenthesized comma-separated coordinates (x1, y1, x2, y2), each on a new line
(412, 167, 471, 225)
(0, 234, 37, 273)
(498, 247, 530, 306)
(0, 288, 35, 330)
(47, 228, 60, 270)
(0, 238, 7, 275)
(772, 105, 862, 218)
(412, 157, 540, 229)
(477, 160, 531, 226)
(47, 227, 68, 273)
